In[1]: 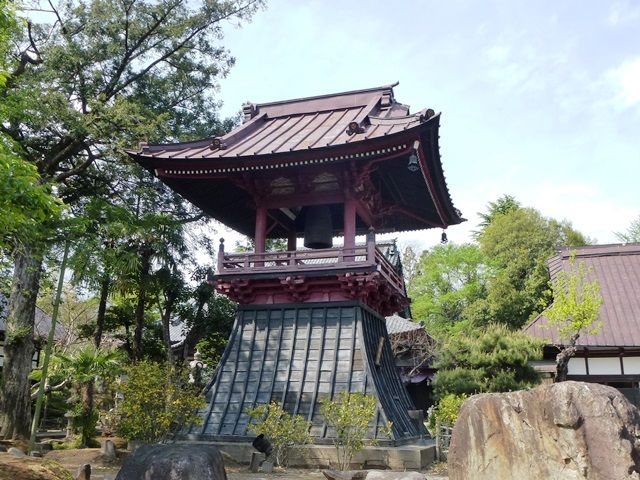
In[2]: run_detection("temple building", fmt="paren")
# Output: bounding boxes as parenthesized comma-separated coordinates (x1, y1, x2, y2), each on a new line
(526, 244, 640, 406)
(128, 83, 463, 444)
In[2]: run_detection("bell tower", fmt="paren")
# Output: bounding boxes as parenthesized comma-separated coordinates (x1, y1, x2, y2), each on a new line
(128, 84, 464, 444)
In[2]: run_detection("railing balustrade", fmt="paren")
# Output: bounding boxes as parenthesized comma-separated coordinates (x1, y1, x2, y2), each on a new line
(216, 241, 405, 295)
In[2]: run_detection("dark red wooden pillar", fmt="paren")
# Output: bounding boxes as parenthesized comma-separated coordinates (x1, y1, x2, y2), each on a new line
(344, 196, 357, 249)
(287, 230, 297, 251)
(255, 205, 267, 253)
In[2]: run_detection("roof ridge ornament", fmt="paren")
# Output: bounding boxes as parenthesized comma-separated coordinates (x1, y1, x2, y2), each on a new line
(242, 102, 258, 122)
(419, 108, 436, 122)
(210, 137, 227, 150)
(346, 121, 365, 135)
(381, 89, 393, 107)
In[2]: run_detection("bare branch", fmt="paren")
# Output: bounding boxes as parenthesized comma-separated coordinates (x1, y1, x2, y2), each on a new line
(108, 1, 259, 98)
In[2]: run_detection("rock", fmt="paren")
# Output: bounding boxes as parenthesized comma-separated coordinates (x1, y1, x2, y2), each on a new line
(323, 470, 368, 480)
(8, 446, 26, 457)
(448, 381, 640, 480)
(114, 444, 227, 480)
(101, 439, 117, 462)
(365, 471, 424, 480)
(260, 460, 273, 473)
(249, 451, 265, 472)
(323, 472, 423, 480)
(75, 464, 91, 480)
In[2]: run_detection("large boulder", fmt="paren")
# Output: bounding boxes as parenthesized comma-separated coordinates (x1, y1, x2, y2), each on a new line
(115, 444, 227, 480)
(448, 381, 640, 480)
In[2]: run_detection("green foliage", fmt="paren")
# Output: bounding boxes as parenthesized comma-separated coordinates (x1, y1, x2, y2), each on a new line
(191, 291, 236, 365)
(115, 360, 205, 443)
(0, 0, 261, 437)
(246, 401, 312, 467)
(401, 246, 418, 288)
(53, 345, 123, 387)
(615, 215, 640, 243)
(433, 324, 542, 398)
(0, 146, 63, 248)
(545, 255, 603, 341)
(407, 198, 591, 336)
(52, 345, 123, 445)
(0, 0, 18, 86)
(426, 393, 468, 434)
(195, 331, 228, 369)
(475, 194, 521, 234)
(474, 207, 589, 329)
(234, 237, 288, 252)
(320, 392, 387, 470)
(409, 243, 487, 336)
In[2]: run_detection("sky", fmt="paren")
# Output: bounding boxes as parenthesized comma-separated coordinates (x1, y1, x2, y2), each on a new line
(211, 0, 639, 253)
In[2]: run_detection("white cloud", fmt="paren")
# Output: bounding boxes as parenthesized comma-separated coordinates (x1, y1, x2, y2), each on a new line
(607, 1, 640, 26)
(605, 57, 640, 109)
(485, 45, 511, 63)
(518, 181, 637, 244)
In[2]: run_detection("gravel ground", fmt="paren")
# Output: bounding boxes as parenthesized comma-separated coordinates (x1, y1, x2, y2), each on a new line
(43, 448, 449, 480)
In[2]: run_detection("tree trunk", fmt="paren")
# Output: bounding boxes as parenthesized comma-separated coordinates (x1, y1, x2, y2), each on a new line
(555, 335, 579, 383)
(80, 381, 95, 447)
(0, 244, 43, 439)
(182, 298, 206, 361)
(161, 298, 176, 364)
(133, 249, 152, 362)
(94, 275, 110, 348)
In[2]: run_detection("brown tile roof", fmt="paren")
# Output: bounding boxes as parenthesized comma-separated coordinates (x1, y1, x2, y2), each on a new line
(135, 83, 433, 159)
(525, 244, 640, 347)
(128, 84, 464, 237)
(385, 314, 423, 335)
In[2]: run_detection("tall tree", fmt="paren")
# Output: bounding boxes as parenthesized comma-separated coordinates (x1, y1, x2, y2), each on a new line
(471, 207, 590, 329)
(473, 194, 521, 236)
(0, 0, 262, 439)
(545, 255, 603, 382)
(408, 243, 486, 336)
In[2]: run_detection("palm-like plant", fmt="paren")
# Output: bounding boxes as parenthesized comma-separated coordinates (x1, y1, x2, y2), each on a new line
(53, 345, 124, 446)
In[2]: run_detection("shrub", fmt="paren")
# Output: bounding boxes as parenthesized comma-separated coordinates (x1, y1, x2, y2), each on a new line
(426, 393, 468, 435)
(433, 323, 542, 398)
(115, 360, 204, 443)
(320, 392, 390, 470)
(246, 401, 312, 468)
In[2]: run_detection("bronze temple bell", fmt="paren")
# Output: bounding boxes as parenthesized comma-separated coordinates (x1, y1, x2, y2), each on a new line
(303, 205, 333, 249)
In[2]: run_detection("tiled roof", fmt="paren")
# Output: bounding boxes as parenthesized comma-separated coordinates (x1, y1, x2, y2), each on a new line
(525, 244, 640, 347)
(385, 314, 423, 335)
(136, 83, 435, 159)
(128, 84, 464, 237)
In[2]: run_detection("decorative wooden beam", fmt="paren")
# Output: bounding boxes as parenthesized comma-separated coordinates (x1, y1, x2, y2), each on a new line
(262, 191, 345, 209)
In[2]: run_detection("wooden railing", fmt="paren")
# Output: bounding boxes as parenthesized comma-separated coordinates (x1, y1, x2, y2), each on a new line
(216, 239, 405, 294)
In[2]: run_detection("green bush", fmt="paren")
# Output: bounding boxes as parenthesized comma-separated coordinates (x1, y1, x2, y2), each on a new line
(433, 324, 542, 398)
(320, 392, 390, 470)
(426, 393, 468, 435)
(246, 401, 312, 468)
(115, 360, 205, 443)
